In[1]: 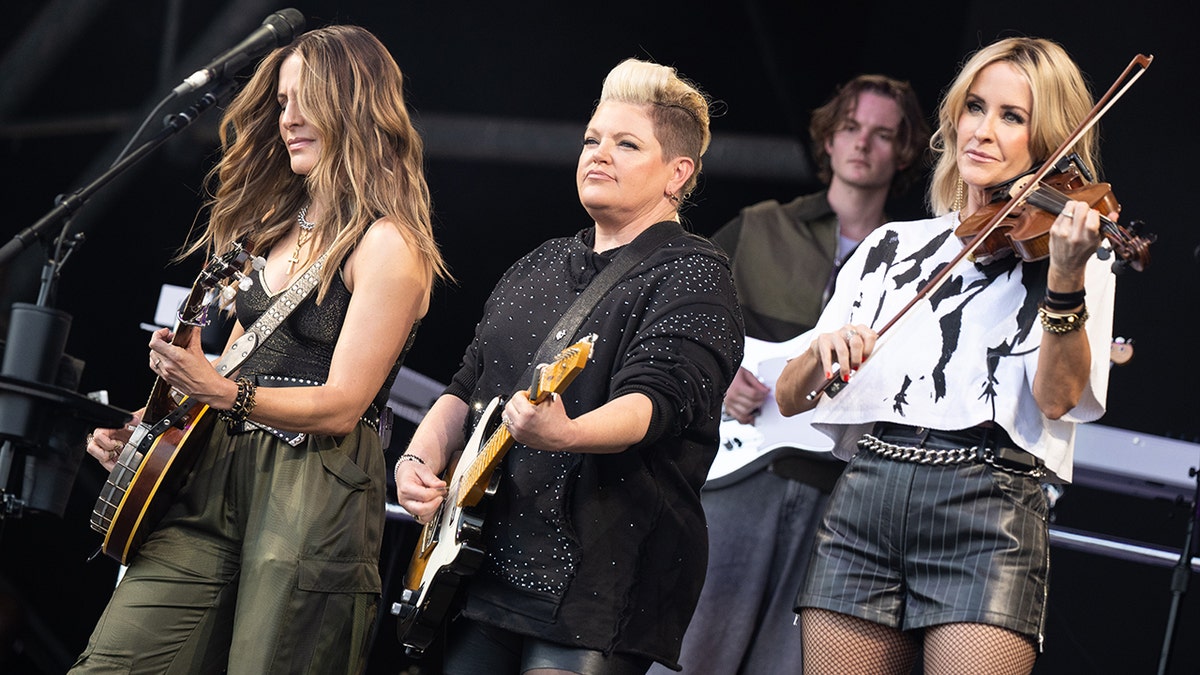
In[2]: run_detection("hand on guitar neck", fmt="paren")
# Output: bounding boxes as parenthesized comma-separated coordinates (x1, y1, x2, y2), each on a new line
(724, 367, 771, 424)
(88, 240, 254, 564)
(394, 335, 597, 655)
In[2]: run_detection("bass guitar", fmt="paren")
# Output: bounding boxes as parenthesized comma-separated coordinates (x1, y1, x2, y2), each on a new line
(395, 334, 596, 655)
(89, 242, 252, 564)
(708, 334, 834, 489)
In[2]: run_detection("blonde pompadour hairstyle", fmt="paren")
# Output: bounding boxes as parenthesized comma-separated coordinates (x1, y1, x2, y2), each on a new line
(598, 58, 712, 202)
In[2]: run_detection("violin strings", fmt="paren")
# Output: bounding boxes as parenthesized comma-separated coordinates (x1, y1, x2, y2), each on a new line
(1035, 185, 1148, 270)
(1033, 184, 1122, 240)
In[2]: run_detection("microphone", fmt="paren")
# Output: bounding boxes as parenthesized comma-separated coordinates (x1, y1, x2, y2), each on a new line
(172, 8, 306, 97)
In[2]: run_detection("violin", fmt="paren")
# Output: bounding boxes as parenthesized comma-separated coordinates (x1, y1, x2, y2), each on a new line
(954, 155, 1154, 272)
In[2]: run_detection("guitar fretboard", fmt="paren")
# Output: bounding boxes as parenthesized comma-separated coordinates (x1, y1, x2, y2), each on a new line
(458, 425, 514, 509)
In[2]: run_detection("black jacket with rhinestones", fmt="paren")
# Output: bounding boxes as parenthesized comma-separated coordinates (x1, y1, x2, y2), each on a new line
(443, 224, 744, 668)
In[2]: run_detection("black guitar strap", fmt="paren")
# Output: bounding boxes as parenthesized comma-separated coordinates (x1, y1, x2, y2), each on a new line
(523, 220, 685, 382)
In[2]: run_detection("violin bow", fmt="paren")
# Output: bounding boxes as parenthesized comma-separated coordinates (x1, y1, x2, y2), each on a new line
(806, 53, 1154, 402)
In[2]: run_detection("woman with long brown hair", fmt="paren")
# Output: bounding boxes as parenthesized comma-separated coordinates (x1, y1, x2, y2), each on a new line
(73, 24, 446, 673)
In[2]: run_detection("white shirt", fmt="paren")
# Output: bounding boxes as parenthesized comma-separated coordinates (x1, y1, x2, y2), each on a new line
(808, 212, 1115, 481)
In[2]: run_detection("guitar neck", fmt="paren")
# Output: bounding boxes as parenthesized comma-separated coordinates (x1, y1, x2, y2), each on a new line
(453, 369, 542, 508)
(137, 240, 253, 423)
(143, 322, 198, 421)
(453, 334, 596, 508)
(458, 426, 516, 508)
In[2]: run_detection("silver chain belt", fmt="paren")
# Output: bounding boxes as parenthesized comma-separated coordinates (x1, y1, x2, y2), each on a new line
(858, 433, 1046, 478)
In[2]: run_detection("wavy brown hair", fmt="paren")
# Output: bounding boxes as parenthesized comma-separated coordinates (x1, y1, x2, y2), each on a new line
(928, 37, 1099, 216)
(185, 25, 448, 300)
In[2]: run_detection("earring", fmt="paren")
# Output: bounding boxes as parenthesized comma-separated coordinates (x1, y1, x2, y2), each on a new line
(952, 177, 965, 212)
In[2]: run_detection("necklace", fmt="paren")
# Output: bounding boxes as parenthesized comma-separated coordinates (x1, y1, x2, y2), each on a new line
(288, 205, 317, 274)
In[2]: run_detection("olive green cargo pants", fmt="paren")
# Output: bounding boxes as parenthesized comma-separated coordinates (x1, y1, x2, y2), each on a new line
(70, 422, 386, 674)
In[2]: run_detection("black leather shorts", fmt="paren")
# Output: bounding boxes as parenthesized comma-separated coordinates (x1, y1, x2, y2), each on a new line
(798, 433, 1050, 650)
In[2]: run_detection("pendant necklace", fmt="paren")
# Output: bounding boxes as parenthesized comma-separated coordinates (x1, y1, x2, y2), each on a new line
(288, 205, 317, 274)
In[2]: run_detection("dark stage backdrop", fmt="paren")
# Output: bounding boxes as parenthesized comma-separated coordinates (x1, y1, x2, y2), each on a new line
(1, 1, 1197, 673)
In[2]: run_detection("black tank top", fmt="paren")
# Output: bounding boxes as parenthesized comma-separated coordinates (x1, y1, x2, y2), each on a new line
(235, 266, 417, 421)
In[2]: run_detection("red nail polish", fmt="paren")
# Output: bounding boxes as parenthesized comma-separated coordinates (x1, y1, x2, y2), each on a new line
(825, 371, 832, 380)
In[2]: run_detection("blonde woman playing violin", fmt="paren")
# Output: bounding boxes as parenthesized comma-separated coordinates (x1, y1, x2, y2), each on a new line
(776, 37, 1118, 675)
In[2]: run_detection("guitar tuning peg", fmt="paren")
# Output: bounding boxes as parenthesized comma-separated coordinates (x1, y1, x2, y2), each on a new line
(221, 285, 237, 301)
(238, 276, 254, 292)
(251, 256, 267, 271)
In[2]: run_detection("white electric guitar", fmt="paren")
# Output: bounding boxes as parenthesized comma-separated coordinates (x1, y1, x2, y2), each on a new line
(394, 335, 596, 655)
(708, 334, 835, 488)
(708, 335, 1137, 489)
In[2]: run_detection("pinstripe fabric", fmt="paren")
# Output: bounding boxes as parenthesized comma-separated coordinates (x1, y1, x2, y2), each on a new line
(798, 446, 1049, 650)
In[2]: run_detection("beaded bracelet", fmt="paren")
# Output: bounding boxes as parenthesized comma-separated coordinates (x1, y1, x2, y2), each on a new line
(1043, 288, 1086, 311)
(393, 453, 426, 485)
(218, 376, 258, 427)
(1038, 302, 1089, 334)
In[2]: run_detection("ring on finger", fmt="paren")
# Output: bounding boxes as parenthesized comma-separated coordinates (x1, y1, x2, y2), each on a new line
(843, 329, 858, 341)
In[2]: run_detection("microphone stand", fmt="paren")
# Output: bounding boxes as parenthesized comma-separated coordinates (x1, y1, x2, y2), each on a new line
(0, 79, 237, 269)
(1156, 462, 1200, 675)
(0, 80, 237, 519)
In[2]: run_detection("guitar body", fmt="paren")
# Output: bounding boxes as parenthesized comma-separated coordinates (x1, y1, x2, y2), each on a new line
(711, 409, 833, 488)
(91, 400, 214, 564)
(707, 335, 834, 489)
(395, 396, 503, 654)
(393, 334, 596, 656)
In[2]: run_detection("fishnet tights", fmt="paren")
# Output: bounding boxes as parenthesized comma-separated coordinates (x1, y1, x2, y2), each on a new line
(801, 609, 1037, 675)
